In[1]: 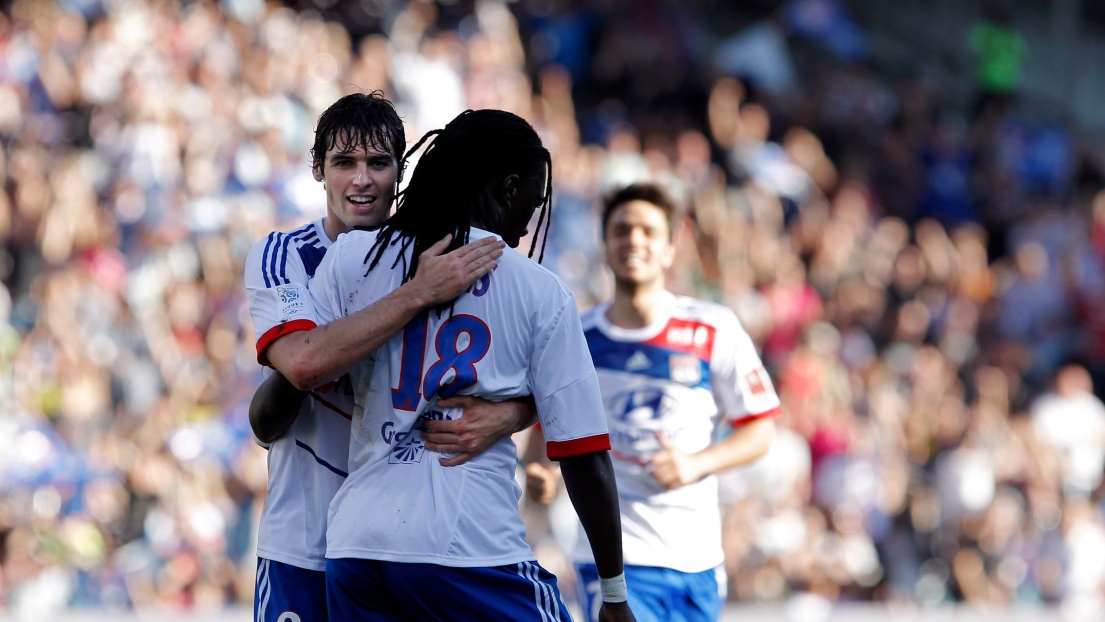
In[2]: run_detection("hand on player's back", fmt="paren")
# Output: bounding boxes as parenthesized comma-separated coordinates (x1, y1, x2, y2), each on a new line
(422, 394, 529, 466)
(599, 602, 637, 622)
(409, 234, 505, 306)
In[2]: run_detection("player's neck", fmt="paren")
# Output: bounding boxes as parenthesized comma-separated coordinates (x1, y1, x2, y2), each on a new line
(607, 280, 667, 329)
(322, 216, 348, 242)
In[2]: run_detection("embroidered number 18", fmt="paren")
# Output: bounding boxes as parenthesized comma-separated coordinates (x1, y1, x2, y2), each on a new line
(392, 311, 492, 411)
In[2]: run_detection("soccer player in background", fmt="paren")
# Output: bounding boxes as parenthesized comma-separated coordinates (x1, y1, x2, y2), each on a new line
(526, 182, 780, 622)
(243, 93, 532, 622)
(309, 109, 636, 622)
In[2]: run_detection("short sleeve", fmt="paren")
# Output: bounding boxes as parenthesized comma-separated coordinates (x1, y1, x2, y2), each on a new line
(710, 310, 782, 425)
(245, 233, 321, 365)
(307, 240, 346, 327)
(528, 292, 611, 460)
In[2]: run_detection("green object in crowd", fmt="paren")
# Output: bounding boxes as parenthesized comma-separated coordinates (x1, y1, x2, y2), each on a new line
(971, 22, 1027, 93)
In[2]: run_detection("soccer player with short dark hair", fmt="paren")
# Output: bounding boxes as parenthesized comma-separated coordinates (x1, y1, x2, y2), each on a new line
(244, 93, 531, 622)
(528, 181, 780, 622)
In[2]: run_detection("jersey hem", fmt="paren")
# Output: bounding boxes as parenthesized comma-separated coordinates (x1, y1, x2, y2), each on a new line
(256, 319, 318, 366)
(325, 548, 537, 568)
(730, 406, 783, 427)
(547, 433, 612, 460)
(256, 548, 327, 572)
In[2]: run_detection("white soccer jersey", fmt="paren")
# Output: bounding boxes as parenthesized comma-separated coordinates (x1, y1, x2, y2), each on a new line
(309, 227, 610, 567)
(573, 291, 781, 573)
(244, 219, 353, 572)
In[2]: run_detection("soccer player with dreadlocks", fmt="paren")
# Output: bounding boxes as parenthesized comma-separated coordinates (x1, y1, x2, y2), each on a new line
(308, 109, 637, 621)
(243, 94, 534, 622)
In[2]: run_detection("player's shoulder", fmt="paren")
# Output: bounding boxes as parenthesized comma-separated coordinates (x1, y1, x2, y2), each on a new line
(497, 244, 574, 300)
(246, 220, 325, 264)
(579, 303, 609, 330)
(506, 252, 574, 304)
(312, 229, 384, 289)
(245, 221, 328, 288)
(329, 227, 380, 258)
(672, 294, 742, 329)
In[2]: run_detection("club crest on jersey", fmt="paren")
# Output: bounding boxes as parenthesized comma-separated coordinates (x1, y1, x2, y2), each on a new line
(276, 285, 305, 320)
(669, 354, 703, 385)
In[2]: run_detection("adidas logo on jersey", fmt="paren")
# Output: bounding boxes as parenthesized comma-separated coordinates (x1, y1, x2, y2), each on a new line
(625, 350, 652, 371)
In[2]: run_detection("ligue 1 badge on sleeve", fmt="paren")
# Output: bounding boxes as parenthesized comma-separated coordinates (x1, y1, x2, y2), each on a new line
(745, 369, 766, 395)
(669, 354, 702, 386)
(276, 285, 306, 320)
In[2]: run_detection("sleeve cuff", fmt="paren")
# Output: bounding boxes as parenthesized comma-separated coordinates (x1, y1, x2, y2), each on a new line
(256, 319, 317, 366)
(730, 406, 783, 428)
(546, 433, 611, 461)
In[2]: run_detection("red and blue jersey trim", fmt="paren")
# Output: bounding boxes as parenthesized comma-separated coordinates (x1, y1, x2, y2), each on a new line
(546, 433, 612, 460)
(256, 319, 317, 366)
(585, 323, 715, 390)
(260, 224, 327, 287)
(731, 405, 783, 427)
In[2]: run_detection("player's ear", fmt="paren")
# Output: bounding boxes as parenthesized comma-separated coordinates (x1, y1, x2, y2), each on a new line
(312, 159, 325, 182)
(498, 174, 520, 209)
(660, 217, 679, 269)
(661, 242, 677, 269)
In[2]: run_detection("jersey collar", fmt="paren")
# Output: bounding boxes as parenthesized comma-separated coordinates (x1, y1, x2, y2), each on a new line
(314, 218, 334, 249)
(592, 290, 677, 342)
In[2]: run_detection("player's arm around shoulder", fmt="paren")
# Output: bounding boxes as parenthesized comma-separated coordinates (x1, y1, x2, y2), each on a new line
(269, 232, 505, 391)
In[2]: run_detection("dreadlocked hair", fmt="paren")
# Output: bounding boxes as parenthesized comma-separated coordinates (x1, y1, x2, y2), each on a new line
(311, 91, 406, 180)
(363, 109, 553, 305)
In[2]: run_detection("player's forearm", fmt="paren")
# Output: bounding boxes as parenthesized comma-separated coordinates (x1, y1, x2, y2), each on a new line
(267, 283, 430, 390)
(521, 420, 548, 464)
(693, 416, 776, 477)
(516, 396, 539, 433)
(560, 450, 624, 579)
(250, 371, 310, 443)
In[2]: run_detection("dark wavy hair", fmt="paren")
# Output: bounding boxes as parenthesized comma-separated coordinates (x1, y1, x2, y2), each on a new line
(600, 182, 682, 240)
(311, 91, 406, 183)
(363, 109, 553, 294)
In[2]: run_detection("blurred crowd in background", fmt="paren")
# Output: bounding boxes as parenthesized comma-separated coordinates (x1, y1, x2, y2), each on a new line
(2, 0, 1105, 616)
